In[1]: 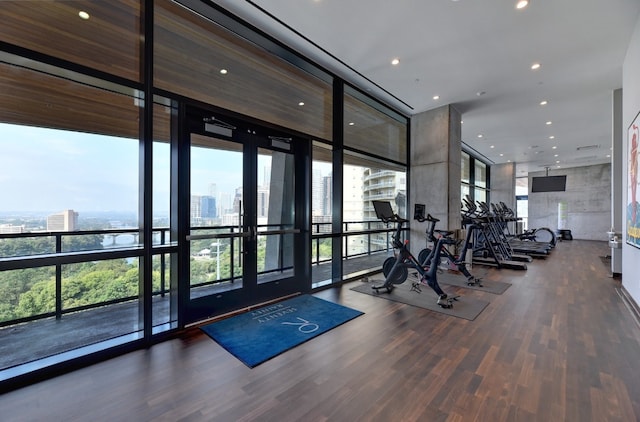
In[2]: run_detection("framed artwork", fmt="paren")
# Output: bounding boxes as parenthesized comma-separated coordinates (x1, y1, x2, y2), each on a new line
(627, 110, 640, 248)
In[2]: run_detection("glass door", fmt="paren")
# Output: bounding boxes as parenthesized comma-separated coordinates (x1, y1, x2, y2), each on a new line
(182, 107, 308, 322)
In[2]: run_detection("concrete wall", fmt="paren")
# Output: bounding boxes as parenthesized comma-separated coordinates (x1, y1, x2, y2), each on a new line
(622, 14, 640, 304)
(528, 163, 611, 240)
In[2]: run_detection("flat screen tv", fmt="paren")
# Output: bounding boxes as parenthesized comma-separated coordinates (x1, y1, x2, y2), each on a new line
(531, 175, 566, 192)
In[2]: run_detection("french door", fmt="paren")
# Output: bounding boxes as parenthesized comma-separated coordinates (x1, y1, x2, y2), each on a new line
(181, 107, 309, 323)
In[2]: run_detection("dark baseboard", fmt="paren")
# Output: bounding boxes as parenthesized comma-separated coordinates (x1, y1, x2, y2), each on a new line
(618, 285, 640, 329)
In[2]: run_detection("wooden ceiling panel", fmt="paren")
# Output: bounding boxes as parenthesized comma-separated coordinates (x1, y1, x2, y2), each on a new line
(0, 1, 141, 82)
(0, 62, 140, 139)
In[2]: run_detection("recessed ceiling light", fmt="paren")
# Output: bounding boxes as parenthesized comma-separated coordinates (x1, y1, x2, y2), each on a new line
(507, 160, 512, 163)
(546, 121, 552, 125)
(556, 160, 560, 163)
(516, 0, 529, 9)
(490, 145, 495, 148)
(554, 154, 559, 157)
(552, 146, 557, 149)
(298, 102, 305, 106)
(549, 135, 555, 139)
(477, 134, 483, 138)
(606, 154, 611, 158)
(531, 63, 541, 70)
(540, 100, 548, 106)
(391, 58, 400, 66)
(78, 11, 90, 19)
(500, 153, 504, 157)
(461, 120, 464, 124)
(433, 95, 440, 100)
(476, 91, 486, 96)
(348, 122, 355, 126)
(220, 69, 228, 74)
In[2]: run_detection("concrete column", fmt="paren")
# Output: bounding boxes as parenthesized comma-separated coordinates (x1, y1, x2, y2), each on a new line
(409, 105, 462, 247)
(491, 162, 517, 233)
(491, 162, 516, 209)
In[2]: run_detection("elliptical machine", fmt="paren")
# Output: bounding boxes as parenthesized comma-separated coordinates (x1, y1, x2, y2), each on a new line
(371, 200, 457, 309)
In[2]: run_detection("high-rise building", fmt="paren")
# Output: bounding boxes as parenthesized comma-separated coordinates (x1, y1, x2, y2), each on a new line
(232, 187, 243, 213)
(322, 174, 332, 216)
(201, 196, 217, 219)
(257, 187, 269, 219)
(47, 210, 78, 231)
(312, 168, 323, 216)
(208, 183, 217, 198)
(190, 195, 202, 223)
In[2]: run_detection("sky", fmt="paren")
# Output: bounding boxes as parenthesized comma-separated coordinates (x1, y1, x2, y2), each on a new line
(0, 123, 241, 216)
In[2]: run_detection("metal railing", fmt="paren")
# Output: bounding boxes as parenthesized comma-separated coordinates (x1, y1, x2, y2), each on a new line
(0, 219, 402, 328)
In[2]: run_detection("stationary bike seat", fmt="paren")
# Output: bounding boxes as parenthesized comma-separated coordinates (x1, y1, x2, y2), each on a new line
(434, 229, 454, 237)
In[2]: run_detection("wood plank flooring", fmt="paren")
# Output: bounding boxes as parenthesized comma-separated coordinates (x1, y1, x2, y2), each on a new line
(1, 240, 639, 421)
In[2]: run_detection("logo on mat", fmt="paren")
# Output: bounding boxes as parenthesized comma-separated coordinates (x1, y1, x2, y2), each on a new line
(281, 317, 319, 333)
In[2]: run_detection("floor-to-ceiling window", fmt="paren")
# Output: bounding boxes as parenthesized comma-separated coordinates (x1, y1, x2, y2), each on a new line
(461, 150, 491, 209)
(0, 55, 148, 375)
(342, 86, 408, 279)
(311, 142, 334, 287)
(0, 0, 408, 388)
(516, 177, 529, 231)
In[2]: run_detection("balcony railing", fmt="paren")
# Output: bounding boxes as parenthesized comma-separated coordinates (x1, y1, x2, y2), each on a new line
(0, 219, 401, 330)
(0, 228, 175, 328)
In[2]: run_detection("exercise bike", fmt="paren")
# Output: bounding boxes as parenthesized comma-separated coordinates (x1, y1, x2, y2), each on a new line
(372, 200, 458, 309)
(412, 204, 483, 287)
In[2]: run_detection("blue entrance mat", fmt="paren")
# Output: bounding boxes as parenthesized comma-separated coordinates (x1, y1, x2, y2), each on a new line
(201, 294, 364, 368)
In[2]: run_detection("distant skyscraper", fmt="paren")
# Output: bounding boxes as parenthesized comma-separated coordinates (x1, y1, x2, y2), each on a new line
(257, 187, 269, 218)
(342, 165, 365, 222)
(208, 183, 218, 198)
(322, 174, 332, 216)
(232, 187, 243, 213)
(190, 195, 202, 223)
(312, 168, 323, 216)
(201, 195, 217, 219)
(47, 209, 78, 231)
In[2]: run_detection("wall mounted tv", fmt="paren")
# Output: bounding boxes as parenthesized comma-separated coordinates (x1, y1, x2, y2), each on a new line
(531, 175, 567, 192)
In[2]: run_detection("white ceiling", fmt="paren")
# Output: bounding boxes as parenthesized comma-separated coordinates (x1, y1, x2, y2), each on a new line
(215, 0, 640, 177)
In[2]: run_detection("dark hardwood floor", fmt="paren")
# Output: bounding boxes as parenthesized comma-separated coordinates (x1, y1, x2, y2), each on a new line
(1, 240, 639, 421)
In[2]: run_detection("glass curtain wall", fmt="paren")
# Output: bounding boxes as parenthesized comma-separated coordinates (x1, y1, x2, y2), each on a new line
(474, 160, 488, 203)
(0, 57, 146, 372)
(342, 87, 408, 279)
(516, 177, 529, 231)
(0, 0, 150, 378)
(311, 142, 334, 287)
(0, 0, 408, 384)
(152, 98, 177, 333)
(461, 151, 471, 202)
(461, 151, 490, 210)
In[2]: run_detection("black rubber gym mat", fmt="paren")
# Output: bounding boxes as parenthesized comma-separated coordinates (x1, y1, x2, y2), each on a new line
(350, 281, 490, 321)
(433, 271, 511, 295)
